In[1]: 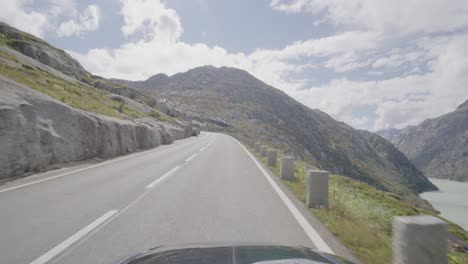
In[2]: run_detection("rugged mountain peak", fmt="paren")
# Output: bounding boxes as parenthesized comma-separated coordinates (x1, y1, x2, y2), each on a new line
(144, 73, 169, 87)
(168, 65, 264, 89)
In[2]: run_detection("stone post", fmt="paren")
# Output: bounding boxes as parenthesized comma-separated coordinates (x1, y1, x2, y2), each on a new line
(393, 215, 448, 264)
(267, 149, 277, 166)
(280, 156, 294, 180)
(306, 170, 329, 208)
(254, 142, 261, 153)
(260, 146, 268, 157)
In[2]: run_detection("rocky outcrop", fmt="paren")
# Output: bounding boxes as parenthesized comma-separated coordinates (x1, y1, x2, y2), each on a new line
(378, 100, 468, 181)
(0, 22, 87, 80)
(0, 76, 194, 180)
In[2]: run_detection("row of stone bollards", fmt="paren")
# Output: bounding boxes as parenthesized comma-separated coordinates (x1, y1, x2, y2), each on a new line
(254, 142, 330, 208)
(253, 142, 449, 264)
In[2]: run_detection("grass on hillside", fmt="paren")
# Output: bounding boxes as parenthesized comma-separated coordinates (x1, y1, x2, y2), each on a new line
(0, 50, 145, 119)
(150, 109, 177, 124)
(249, 144, 468, 264)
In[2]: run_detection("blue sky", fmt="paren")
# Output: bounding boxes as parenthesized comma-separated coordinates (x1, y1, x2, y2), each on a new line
(1, 0, 467, 131)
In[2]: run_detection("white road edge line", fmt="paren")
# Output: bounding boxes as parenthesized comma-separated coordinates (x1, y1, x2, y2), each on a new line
(0, 134, 210, 193)
(146, 166, 180, 189)
(199, 146, 207, 152)
(235, 139, 334, 254)
(185, 153, 198, 163)
(30, 210, 118, 264)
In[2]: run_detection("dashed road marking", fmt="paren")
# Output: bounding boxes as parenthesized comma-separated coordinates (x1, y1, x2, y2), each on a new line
(30, 210, 118, 264)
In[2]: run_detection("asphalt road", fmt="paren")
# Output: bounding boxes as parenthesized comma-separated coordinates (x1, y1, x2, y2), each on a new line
(0, 132, 338, 264)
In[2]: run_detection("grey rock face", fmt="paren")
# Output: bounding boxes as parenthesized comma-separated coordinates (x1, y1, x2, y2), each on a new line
(378, 100, 468, 181)
(107, 94, 153, 114)
(0, 77, 193, 180)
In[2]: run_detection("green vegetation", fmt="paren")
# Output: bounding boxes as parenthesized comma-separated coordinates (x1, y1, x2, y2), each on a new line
(0, 32, 10, 47)
(249, 144, 468, 264)
(0, 48, 18, 62)
(0, 52, 144, 119)
(150, 109, 175, 123)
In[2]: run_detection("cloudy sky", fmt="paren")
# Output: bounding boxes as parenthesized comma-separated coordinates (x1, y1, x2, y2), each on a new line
(1, 0, 467, 131)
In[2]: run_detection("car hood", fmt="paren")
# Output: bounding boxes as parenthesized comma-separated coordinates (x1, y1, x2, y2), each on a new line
(120, 242, 354, 264)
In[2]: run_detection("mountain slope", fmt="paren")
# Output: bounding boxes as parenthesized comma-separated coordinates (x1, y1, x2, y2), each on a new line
(0, 23, 198, 180)
(0, 22, 186, 119)
(116, 66, 437, 197)
(378, 100, 468, 181)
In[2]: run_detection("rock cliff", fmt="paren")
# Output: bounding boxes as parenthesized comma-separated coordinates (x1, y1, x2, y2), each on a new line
(0, 76, 194, 179)
(378, 100, 468, 181)
(0, 22, 197, 180)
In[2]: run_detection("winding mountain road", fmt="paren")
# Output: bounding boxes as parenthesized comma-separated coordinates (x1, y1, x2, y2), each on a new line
(0, 132, 350, 264)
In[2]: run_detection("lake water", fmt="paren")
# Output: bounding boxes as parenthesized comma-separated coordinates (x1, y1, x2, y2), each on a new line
(420, 178, 468, 230)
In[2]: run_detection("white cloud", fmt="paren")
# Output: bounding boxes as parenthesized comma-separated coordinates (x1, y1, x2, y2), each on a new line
(0, 1, 100, 38)
(372, 51, 423, 69)
(294, 33, 468, 130)
(69, 30, 381, 101)
(270, 0, 468, 34)
(68, 0, 468, 131)
(120, 0, 182, 43)
(256, 31, 380, 60)
(67, 1, 385, 94)
(268, 0, 468, 130)
(0, 0, 49, 37)
(56, 4, 101, 37)
(49, 0, 77, 17)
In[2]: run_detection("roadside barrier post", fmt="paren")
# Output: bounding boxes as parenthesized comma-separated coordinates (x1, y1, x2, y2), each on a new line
(255, 142, 261, 153)
(306, 170, 329, 208)
(280, 156, 294, 181)
(267, 149, 277, 166)
(393, 215, 448, 264)
(260, 146, 268, 157)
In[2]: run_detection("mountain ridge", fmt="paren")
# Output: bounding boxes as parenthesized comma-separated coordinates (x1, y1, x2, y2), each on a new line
(378, 99, 468, 181)
(116, 65, 438, 198)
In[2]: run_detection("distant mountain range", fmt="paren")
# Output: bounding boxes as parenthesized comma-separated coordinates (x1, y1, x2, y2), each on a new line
(378, 100, 468, 181)
(114, 66, 437, 198)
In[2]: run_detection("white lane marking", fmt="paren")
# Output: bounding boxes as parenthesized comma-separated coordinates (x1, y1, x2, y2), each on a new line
(47, 189, 153, 264)
(185, 153, 198, 163)
(32, 134, 215, 264)
(235, 139, 334, 254)
(30, 210, 118, 264)
(45, 170, 176, 264)
(146, 166, 180, 189)
(199, 146, 207, 152)
(0, 134, 211, 193)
